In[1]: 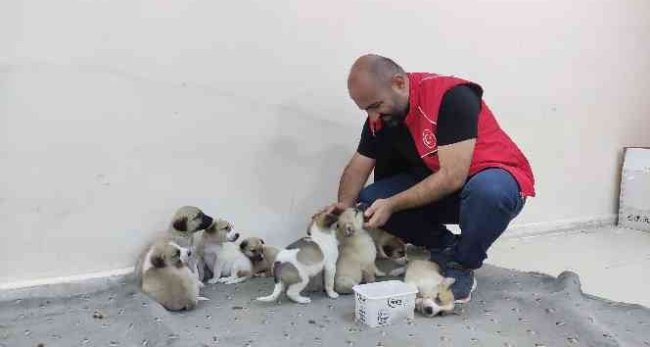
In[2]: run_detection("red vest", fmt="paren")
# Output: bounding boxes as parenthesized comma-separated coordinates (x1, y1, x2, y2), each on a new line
(370, 73, 535, 197)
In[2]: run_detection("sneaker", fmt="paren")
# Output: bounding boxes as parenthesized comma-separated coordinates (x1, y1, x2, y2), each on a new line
(444, 262, 477, 304)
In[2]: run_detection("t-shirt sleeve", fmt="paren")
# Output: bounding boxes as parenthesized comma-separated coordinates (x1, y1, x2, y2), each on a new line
(436, 84, 480, 146)
(356, 118, 377, 158)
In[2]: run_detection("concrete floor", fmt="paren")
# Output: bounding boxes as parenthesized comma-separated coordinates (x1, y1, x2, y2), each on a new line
(488, 226, 650, 308)
(1, 225, 649, 347)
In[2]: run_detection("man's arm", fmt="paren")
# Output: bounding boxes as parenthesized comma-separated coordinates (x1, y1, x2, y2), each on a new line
(391, 139, 475, 210)
(364, 140, 474, 227)
(338, 152, 375, 207)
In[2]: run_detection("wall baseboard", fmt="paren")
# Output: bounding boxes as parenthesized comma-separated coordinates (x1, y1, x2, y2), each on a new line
(0, 267, 134, 302)
(503, 214, 617, 238)
(0, 215, 619, 301)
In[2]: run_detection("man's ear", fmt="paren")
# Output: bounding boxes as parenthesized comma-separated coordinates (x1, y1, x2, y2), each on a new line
(391, 74, 407, 92)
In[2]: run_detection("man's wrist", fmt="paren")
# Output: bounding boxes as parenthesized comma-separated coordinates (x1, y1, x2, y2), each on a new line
(337, 200, 355, 208)
(386, 196, 402, 213)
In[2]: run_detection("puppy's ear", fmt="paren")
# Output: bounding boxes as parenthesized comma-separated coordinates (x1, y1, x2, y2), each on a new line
(330, 206, 344, 216)
(173, 217, 188, 232)
(150, 255, 166, 268)
(441, 277, 456, 288)
(323, 213, 339, 228)
(240, 240, 249, 251)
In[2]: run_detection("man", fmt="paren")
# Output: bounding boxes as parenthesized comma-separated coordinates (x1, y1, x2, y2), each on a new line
(323, 54, 535, 303)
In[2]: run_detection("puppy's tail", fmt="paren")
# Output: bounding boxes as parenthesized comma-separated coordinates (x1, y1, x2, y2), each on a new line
(257, 282, 284, 302)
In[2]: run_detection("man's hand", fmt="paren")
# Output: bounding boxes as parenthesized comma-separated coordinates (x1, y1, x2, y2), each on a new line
(313, 202, 350, 219)
(363, 198, 396, 228)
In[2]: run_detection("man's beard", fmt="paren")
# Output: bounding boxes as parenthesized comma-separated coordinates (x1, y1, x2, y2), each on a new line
(381, 103, 409, 127)
(381, 112, 406, 127)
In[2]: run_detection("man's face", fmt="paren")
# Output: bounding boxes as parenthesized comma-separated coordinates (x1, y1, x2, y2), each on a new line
(349, 74, 409, 127)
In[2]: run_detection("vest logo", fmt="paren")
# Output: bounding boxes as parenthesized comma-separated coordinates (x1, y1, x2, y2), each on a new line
(422, 129, 437, 149)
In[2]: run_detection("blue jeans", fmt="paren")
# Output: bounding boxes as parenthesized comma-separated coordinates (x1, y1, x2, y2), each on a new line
(358, 168, 526, 269)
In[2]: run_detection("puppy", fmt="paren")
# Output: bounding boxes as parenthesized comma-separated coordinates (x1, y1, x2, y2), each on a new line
(404, 260, 456, 317)
(240, 237, 279, 277)
(256, 210, 345, 304)
(135, 206, 213, 286)
(197, 219, 254, 285)
(140, 240, 207, 311)
(334, 207, 385, 294)
(168, 206, 214, 248)
(367, 228, 408, 265)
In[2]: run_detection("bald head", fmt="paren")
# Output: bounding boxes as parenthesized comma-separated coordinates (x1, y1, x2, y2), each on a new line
(347, 54, 410, 127)
(348, 54, 406, 90)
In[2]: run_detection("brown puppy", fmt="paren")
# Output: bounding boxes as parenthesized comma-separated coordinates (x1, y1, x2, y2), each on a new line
(239, 237, 279, 277)
(367, 228, 407, 265)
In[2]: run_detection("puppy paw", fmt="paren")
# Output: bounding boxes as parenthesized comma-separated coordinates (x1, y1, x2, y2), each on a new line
(327, 291, 339, 299)
(256, 296, 275, 302)
(290, 296, 312, 304)
(207, 278, 220, 285)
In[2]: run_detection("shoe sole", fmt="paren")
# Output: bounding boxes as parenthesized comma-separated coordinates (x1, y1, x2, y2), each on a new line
(454, 277, 477, 304)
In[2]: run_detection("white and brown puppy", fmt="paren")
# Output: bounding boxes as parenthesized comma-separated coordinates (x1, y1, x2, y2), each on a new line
(239, 237, 279, 277)
(140, 240, 207, 311)
(334, 207, 385, 294)
(404, 260, 456, 317)
(196, 219, 254, 285)
(256, 210, 346, 304)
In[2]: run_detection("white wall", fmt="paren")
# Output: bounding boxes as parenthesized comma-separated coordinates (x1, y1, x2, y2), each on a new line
(1, 0, 649, 285)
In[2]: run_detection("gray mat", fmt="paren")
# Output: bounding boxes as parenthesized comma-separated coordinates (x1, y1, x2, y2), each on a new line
(1, 265, 649, 347)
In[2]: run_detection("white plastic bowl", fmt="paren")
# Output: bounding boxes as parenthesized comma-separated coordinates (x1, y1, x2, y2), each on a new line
(352, 280, 418, 327)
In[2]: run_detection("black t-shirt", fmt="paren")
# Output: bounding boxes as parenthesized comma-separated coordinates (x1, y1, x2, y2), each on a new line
(356, 84, 480, 179)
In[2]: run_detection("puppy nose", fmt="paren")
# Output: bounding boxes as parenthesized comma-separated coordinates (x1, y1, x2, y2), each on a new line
(424, 306, 434, 316)
(187, 250, 192, 256)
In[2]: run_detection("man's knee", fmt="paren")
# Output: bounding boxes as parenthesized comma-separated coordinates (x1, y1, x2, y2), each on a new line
(358, 185, 379, 205)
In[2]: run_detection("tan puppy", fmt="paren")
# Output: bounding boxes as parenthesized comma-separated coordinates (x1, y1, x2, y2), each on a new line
(404, 260, 455, 317)
(135, 206, 214, 286)
(141, 240, 207, 311)
(256, 210, 346, 304)
(239, 237, 279, 277)
(168, 206, 214, 248)
(334, 207, 385, 294)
